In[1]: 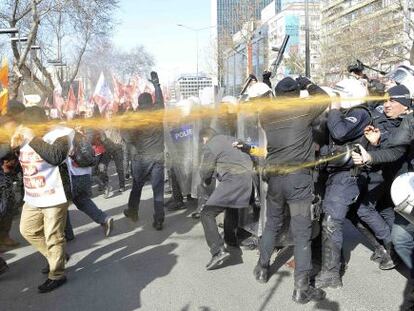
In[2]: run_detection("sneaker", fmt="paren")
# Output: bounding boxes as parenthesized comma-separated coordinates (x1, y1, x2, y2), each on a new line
(123, 209, 138, 222)
(167, 201, 186, 211)
(240, 236, 258, 251)
(191, 211, 201, 219)
(206, 248, 230, 270)
(38, 277, 67, 293)
(370, 245, 386, 263)
(104, 185, 111, 199)
(102, 217, 114, 237)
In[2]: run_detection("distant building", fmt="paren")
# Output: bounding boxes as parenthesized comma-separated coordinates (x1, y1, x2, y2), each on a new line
(176, 74, 213, 100)
(223, 0, 322, 95)
(266, 1, 321, 81)
(211, 0, 275, 85)
(320, 0, 413, 83)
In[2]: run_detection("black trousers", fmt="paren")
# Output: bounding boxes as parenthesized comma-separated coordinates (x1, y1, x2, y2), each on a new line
(97, 145, 125, 189)
(200, 205, 239, 255)
(259, 171, 313, 285)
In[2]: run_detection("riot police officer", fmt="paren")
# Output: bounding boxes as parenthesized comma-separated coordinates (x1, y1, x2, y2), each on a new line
(315, 78, 377, 289)
(253, 76, 329, 304)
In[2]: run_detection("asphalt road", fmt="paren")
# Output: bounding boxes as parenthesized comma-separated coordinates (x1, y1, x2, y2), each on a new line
(0, 175, 409, 311)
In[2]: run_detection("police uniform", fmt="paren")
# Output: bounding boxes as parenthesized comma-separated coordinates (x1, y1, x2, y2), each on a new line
(255, 77, 328, 303)
(316, 105, 371, 288)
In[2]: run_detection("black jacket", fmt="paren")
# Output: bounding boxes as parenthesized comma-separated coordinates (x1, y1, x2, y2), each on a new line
(369, 114, 413, 165)
(125, 83, 165, 160)
(200, 135, 253, 208)
(259, 84, 329, 166)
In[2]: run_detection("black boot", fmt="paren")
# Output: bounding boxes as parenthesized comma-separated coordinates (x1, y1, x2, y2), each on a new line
(293, 275, 326, 304)
(253, 261, 269, 284)
(206, 247, 230, 270)
(315, 226, 343, 289)
(379, 242, 396, 270)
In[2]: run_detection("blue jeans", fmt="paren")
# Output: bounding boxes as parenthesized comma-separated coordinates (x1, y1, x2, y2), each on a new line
(128, 156, 165, 222)
(356, 172, 392, 244)
(392, 214, 414, 271)
(65, 174, 108, 237)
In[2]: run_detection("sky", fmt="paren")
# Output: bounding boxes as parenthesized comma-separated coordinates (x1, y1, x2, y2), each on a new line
(114, 0, 213, 83)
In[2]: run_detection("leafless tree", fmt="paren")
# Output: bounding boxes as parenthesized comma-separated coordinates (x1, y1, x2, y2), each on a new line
(0, 0, 118, 99)
(78, 37, 155, 91)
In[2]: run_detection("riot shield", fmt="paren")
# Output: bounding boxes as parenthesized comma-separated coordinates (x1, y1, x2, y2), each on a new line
(236, 109, 269, 237)
(164, 103, 196, 196)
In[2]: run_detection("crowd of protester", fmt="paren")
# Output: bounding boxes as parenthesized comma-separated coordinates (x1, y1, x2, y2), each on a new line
(0, 68, 414, 309)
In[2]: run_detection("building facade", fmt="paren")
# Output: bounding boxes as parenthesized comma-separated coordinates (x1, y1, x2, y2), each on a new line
(320, 0, 413, 83)
(266, 1, 321, 81)
(223, 0, 322, 96)
(211, 0, 275, 86)
(176, 74, 213, 100)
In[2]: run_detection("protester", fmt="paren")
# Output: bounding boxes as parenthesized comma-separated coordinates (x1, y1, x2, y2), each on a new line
(63, 125, 114, 238)
(124, 72, 166, 230)
(12, 107, 71, 293)
(100, 110, 126, 198)
(198, 127, 253, 270)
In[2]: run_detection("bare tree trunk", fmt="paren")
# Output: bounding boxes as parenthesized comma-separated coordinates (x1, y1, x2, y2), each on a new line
(9, 0, 40, 99)
(410, 40, 414, 65)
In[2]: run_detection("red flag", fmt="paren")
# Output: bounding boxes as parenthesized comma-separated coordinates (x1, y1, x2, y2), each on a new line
(64, 85, 77, 113)
(43, 96, 50, 109)
(77, 80, 85, 111)
(93, 72, 113, 114)
(53, 88, 65, 118)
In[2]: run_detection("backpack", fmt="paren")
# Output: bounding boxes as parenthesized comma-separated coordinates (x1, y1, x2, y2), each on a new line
(71, 131, 96, 167)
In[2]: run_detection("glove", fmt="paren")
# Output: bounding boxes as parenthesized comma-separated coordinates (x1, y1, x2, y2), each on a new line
(232, 140, 252, 154)
(296, 76, 312, 90)
(150, 71, 159, 85)
(262, 71, 272, 80)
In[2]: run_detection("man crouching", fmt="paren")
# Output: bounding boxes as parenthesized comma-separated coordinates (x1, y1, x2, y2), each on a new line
(199, 127, 253, 270)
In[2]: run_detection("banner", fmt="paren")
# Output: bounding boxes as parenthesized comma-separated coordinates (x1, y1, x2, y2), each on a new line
(63, 85, 77, 118)
(93, 72, 113, 114)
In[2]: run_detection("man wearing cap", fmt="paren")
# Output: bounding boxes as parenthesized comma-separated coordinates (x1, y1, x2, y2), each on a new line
(352, 84, 413, 309)
(352, 85, 413, 265)
(352, 85, 413, 271)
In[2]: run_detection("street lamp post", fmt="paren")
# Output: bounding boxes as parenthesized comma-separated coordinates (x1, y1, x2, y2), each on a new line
(0, 28, 18, 34)
(177, 24, 214, 98)
(305, 0, 310, 77)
